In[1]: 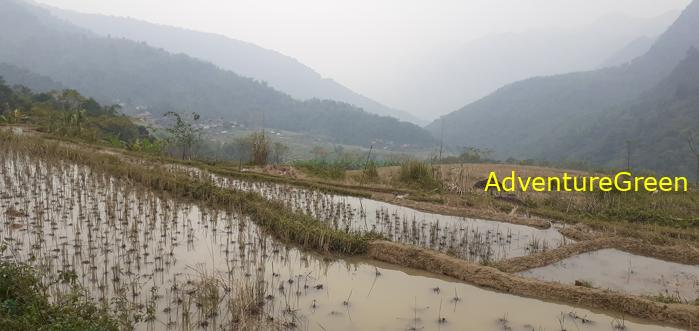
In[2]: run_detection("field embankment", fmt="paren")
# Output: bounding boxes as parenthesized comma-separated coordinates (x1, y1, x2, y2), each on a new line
(368, 240, 699, 330)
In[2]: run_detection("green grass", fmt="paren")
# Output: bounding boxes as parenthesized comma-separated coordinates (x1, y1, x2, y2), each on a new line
(0, 262, 119, 331)
(532, 189, 699, 228)
(294, 160, 349, 180)
(294, 159, 399, 181)
(398, 160, 442, 191)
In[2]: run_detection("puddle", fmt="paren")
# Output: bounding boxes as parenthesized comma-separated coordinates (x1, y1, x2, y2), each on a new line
(0, 151, 686, 330)
(518, 248, 699, 301)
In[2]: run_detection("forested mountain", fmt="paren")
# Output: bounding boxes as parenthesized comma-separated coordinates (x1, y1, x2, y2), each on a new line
(428, 0, 699, 177)
(0, 63, 64, 92)
(0, 0, 435, 148)
(46, 6, 422, 124)
(553, 48, 699, 177)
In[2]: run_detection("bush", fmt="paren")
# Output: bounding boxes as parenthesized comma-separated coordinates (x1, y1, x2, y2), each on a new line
(362, 161, 379, 180)
(398, 160, 442, 191)
(0, 261, 120, 331)
(294, 160, 349, 180)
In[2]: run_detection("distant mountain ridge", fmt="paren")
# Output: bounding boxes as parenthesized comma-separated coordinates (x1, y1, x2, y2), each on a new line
(556, 47, 699, 177)
(600, 36, 656, 68)
(428, 0, 699, 178)
(375, 11, 679, 118)
(0, 62, 64, 92)
(0, 0, 436, 148)
(45, 7, 423, 124)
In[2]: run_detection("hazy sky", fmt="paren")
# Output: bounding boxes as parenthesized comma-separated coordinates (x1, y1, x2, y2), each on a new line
(35, 0, 691, 106)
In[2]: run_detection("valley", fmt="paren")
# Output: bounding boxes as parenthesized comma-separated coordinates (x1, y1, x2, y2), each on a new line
(1, 0, 698, 330)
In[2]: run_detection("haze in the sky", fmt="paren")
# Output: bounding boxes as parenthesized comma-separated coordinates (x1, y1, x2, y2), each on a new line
(35, 0, 691, 117)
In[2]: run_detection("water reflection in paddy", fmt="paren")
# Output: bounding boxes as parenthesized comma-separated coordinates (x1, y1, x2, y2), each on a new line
(519, 249, 699, 302)
(176, 166, 566, 263)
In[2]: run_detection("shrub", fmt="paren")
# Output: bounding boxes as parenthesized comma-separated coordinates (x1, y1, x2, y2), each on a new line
(294, 160, 348, 180)
(362, 161, 379, 180)
(0, 261, 120, 331)
(398, 160, 442, 191)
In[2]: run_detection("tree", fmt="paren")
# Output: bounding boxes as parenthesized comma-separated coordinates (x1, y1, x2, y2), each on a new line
(625, 140, 634, 172)
(271, 142, 289, 164)
(1, 109, 27, 124)
(333, 145, 345, 159)
(689, 132, 699, 185)
(310, 146, 329, 160)
(229, 136, 252, 166)
(163, 111, 201, 160)
(250, 131, 270, 166)
(69, 108, 86, 134)
(227, 131, 271, 165)
(458, 147, 493, 163)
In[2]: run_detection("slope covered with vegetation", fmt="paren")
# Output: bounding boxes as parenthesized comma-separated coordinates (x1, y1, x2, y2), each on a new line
(0, 76, 152, 146)
(47, 7, 421, 123)
(428, 0, 699, 178)
(554, 48, 699, 177)
(0, 0, 435, 148)
(0, 63, 64, 93)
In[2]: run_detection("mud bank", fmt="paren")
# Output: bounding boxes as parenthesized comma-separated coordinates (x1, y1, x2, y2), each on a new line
(368, 240, 699, 330)
(495, 236, 699, 273)
(493, 237, 618, 273)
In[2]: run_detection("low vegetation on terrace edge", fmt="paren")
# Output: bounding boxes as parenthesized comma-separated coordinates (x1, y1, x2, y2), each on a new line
(1, 133, 380, 255)
(294, 158, 393, 181)
(398, 160, 443, 191)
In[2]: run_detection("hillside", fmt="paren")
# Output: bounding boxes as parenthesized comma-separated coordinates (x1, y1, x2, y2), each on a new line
(0, 63, 64, 92)
(377, 11, 678, 118)
(0, 78, 149, 143)
(46, 7, 422, 124)
(555, 47, 699, 177)
(600, 36, 656, 68)
(0, 0, 435, 148)
(428, 0, 699, 177)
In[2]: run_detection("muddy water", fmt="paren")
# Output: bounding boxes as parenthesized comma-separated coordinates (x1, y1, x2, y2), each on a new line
(518, 248, 699, 301)
(173, 166, 566, 263)
(0, 152, 686, 331)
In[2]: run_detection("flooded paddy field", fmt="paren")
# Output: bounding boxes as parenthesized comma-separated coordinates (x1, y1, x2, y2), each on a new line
(518, 248, 699, 302)
(0, 150, 689, 330)
(172, 166, 566, 264)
